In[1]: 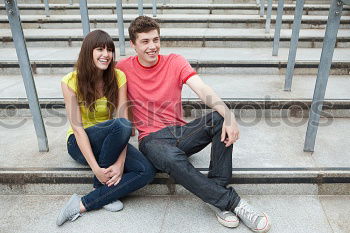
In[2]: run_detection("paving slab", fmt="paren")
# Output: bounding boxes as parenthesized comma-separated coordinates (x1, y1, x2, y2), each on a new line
(0, 194, 345, 233)
(319, 195, 350, 233)
(0, 195, 168, 233)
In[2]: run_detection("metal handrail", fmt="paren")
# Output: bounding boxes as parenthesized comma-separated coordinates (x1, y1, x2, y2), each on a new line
(284, 0, 305, 91)
(265, 0, 273, 33)
(116, 0, 125, 56)
(4, 0, 49, 152)
(304, 0, 347, 152)
(79, 0, 90, 37)
(272, 0, 284, 56)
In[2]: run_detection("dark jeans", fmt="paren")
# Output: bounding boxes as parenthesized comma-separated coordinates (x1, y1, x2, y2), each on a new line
(67, 118, 156, 211)
(139, 112, 240, 211)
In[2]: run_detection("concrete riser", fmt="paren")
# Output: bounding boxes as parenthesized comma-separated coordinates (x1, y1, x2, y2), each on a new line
(13, 0, 334, 4)
(1, 21, 349, 30)
(1, 183, 350, 195)
(1, 8, 347, 16)
(1, 40, 349, 49)
(1, 66, 349, 76)
(1, 108, 350, 119)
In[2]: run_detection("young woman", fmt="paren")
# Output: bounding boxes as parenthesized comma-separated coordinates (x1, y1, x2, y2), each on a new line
(56, 30, 155, 226)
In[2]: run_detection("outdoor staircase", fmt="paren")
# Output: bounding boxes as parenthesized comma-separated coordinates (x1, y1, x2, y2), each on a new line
(0, 1, 350, 232)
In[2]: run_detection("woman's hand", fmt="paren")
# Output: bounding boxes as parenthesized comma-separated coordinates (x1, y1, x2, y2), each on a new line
(105, 163, 124, 187)
(93, 167, 111, 184)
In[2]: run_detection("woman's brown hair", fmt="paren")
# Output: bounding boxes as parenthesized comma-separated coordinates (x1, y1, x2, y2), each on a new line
(75, 29, 118, 114)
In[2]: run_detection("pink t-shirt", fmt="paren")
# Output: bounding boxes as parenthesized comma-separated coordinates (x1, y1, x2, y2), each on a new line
(116, 54, 197, 140)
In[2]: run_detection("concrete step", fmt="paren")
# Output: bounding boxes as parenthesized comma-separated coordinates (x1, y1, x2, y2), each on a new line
(1, 74, 350, 117)
(1, 194, 349, 233)
(1, 47, 349, 75)
(13, 0, 334, 4)
(1, 14, 349, 29)
(1, 3, 349, 16)
(2, 28, 350, 48)
(1, 115, 350, 195)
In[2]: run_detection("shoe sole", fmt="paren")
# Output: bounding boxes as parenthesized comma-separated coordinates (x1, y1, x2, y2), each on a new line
(216, 215, 239, 228)
(56, 194, 78, 226)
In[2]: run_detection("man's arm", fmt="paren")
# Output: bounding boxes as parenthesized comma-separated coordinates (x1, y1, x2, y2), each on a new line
(186, 75, 239, 147)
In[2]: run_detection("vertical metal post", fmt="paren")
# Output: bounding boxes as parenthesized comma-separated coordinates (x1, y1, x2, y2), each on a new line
(304, 0, 343, 152)
(260, 0, 265, 17)
(4, 0, 49, 152)
(265, 0, 273, 32)
(70, 0, 73, 5)
(152, 0, 157, 17)
(79, 0, 90, 37)
(284, 0, 305, 91)
(116, 0, 125, 56)
(256, 0, 260, 6)
(138, 0, 143, 16)
(44, 0, 50, 17)
(272, 0, 284, 56)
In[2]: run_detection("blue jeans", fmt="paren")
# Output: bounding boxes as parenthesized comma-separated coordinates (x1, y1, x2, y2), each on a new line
(67, 118, 156, 211)
(139, 112, 240, 211)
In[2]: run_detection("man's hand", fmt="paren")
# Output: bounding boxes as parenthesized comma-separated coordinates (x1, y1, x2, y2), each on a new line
(105, 163, 124, 187)
(221, 119, 240, 147)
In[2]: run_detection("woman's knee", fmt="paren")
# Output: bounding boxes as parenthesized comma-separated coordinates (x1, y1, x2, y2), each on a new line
(110, 118, 132, 138)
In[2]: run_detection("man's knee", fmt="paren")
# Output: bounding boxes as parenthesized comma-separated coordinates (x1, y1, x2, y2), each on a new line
(141, 143, 186, 172)
(212, 111, 224, 123)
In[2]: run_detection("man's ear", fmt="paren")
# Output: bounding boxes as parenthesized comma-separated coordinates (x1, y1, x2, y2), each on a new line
(130, 40, 135, 49)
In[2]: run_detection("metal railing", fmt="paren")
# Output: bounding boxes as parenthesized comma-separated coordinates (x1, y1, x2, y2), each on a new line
(258, 0, 347, 152)
(304, 0, 349, 152)
(4, 0, 49, 152)
(3, 0, 348, 152)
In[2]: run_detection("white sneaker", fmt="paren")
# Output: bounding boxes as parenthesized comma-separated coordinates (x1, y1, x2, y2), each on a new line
(56, 194, 82, 226)
(103, 200, 124, 212)
(234, 199, 271, 233)
(207, 204, 239, 228)
(216, 210, 240, 228)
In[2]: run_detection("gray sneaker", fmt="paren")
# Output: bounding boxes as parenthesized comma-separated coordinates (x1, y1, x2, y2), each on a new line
(103, 200, 124, 212)
(56, 194, 82, 226)
(233, 199, 271, 233)
(207, 204, 239, 228)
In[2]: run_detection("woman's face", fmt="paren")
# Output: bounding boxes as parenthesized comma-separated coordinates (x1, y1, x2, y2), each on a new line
(92, 46, 113, 71)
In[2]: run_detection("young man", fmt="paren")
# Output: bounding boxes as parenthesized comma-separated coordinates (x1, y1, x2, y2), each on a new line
(116, 16, 271, 233)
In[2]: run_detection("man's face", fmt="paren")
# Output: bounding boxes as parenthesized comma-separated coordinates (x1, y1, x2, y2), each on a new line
(130, 29, 160, 67)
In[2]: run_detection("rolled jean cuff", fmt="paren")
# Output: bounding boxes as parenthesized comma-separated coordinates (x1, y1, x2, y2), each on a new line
(229, 195, 241, 211)
(81, 196, 91, 211)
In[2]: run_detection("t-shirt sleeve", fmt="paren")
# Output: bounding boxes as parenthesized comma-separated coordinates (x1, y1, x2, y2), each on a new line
(115, 69, 127, 88)
(61, 72, 77, 92)
(174, 54, 197, 84)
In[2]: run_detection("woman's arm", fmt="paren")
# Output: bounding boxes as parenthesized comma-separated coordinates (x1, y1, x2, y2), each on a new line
(106, 83, 128, 186)
(114, 83, 128, 119)
(61, 82, 110, 183)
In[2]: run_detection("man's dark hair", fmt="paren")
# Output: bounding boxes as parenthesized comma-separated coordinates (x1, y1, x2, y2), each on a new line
(128, 16, 160, 43)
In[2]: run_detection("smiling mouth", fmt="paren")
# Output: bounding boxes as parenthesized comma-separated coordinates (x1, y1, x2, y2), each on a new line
(146, 51, 157, 56)
(98, 58, 109, 64)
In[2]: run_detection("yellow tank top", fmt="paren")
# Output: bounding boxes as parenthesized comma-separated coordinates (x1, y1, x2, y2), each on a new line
(61, 69, 127, 141)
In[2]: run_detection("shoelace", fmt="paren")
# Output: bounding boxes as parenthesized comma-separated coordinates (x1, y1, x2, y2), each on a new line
(235, 202, 259, 225)
(69, 213, 81, 222)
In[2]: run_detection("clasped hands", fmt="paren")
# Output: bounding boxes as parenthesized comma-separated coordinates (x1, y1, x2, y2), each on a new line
(93, 163, 124, 187)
